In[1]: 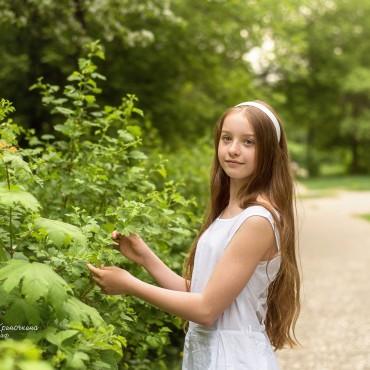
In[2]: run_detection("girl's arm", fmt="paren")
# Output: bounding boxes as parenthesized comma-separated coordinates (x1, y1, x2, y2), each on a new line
(112, 232, 189, 291)
(89, 216, 274, 326)
(132, 216, 274, 325)
(142, 250, 190, 292)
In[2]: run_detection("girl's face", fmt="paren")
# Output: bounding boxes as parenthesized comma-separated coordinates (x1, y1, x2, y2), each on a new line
(218, 110, 256, 181)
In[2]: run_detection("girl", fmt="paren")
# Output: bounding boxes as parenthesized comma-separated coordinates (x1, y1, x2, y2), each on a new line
(87, 100, 301, 369)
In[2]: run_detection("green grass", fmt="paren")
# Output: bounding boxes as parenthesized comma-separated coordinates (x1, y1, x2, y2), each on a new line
(297, 188, 339, 199)
(300, 175, 370, 191)
(358, 213, 370, 223)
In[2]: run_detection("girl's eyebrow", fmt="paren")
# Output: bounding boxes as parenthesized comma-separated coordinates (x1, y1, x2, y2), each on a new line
(221, 130, 255, 137)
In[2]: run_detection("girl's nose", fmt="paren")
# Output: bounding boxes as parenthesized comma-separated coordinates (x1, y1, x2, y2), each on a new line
(228, 141, 241, 155)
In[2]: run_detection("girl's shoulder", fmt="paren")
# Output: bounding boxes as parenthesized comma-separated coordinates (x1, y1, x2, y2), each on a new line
(255, 195, 277, 209)
(241, 204, 279, 222)
(216, 204, 278, 225)
(215, 196, 280, 224)
(254, 196, 280, 218)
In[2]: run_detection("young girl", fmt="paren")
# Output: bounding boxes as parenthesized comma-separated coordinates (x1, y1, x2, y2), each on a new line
(87, 100, 301, 369)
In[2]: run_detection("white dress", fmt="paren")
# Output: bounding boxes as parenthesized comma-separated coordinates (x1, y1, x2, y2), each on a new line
(182, 205, 281, 370)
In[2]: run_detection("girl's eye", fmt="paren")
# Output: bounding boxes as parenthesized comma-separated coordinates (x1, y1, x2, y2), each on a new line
(221, 136, 255, 145)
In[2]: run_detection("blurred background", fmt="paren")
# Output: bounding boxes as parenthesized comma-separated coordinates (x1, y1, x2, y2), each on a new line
(2, 0, 370, 177)
(1, 0, 369, 369)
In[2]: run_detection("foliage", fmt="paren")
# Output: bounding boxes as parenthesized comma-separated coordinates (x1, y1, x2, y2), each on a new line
(0, 339, 54, 370)
(152, 134, 214, 217)
(2, 0, 370, 178)
(0, 0, 280, 146)
(270, 0, 370, 175)
(0, 42, 199, 369)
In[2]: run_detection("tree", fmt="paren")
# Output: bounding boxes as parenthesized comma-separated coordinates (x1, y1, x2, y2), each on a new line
(269, 0, 370, 175)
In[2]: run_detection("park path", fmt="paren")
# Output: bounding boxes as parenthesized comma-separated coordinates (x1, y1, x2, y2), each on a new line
(277, 190, 370, 370)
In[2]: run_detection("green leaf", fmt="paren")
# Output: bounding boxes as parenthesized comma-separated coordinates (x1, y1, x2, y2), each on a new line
(91, 361, 111, 369)
(157, 166, 167, 178)
(45, 329, 79, 347)
(0, 259, 71, 305)
(3, 298, 41, 324)
(127, 125, 142, 137)
(34, 217, 87, 247)
(168, 226, 192, 237)
(129, 150, 147, 160)
(94, 48, 105, 61)
(63, 297, 104, 326)
(91, 72, 106, 81)
(0, 339, 53, 370)
(85, 95, 96, 105)
(67, 71, 83, 82)
(3, 152, 32, 174)
(18, 361, 54, 370)
(0, 186, 41, 212)
(54, 107, 75, 116)
(41, 134, 55, 140)
(118, 131, 134, 143)
(66, 351, 89, 369)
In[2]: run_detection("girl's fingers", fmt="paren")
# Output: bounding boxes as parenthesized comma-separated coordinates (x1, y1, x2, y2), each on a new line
(87, 265, 109, 293)
(92, 275, 106, 290)
(111, 242, 120, 251)
(92, 275, 101, 283)
(92, 277, 107, 293)
(112, 230, 122, 240)
(87, 263, 102, 277)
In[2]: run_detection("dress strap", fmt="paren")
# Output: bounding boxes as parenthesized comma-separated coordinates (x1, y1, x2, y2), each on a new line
(227, 206, 281, 251)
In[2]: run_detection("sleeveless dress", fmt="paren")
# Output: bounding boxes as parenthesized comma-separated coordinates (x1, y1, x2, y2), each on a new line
(182, 205, 281, 370)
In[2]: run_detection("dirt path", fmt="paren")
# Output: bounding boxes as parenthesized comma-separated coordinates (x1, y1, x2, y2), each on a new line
(277, 190, 370, 370)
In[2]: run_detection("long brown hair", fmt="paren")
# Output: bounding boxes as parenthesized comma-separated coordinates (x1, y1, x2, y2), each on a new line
(182, 100, 300, 350)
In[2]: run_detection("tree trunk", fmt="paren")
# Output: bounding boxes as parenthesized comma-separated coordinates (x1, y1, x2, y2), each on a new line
(349, 137, 360, 174)
(306, 125, 320, 177)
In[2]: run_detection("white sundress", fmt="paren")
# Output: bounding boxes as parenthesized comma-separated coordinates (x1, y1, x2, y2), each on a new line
(182, 205, 281, 370)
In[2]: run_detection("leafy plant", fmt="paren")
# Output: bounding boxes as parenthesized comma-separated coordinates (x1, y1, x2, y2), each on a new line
(0, 41, 199, 369)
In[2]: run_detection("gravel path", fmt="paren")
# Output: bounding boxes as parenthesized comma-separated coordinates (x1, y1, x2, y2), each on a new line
(277, 191, 370, 370)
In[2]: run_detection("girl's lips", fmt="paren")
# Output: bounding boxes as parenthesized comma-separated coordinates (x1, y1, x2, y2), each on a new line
(226, 160, 244, 164)
(226, 160, 244, 166)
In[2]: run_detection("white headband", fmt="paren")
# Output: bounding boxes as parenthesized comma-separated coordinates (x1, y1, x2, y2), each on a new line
(234, 101, 281, 142)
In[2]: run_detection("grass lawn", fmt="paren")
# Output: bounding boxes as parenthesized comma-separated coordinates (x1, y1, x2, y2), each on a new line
(358, 213, 370, 223)
(300, 175, 370, 192)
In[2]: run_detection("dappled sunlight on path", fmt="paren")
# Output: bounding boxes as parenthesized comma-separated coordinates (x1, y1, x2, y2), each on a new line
(278, 191, 370, 370)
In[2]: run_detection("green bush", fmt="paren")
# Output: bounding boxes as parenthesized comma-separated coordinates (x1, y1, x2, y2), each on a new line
(0, 41, 199, 369)
(153, 134, 214, 216)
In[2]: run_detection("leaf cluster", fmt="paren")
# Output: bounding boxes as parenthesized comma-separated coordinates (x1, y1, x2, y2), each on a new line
(0, 41, 199, 369)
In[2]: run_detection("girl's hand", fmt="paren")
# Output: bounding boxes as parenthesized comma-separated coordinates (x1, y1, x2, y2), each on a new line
(86, 263, 137, 295)
(111, 231, 153, 267)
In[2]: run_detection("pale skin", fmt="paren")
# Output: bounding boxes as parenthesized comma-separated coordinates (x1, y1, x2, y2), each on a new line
(87, 110, 278, 327)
